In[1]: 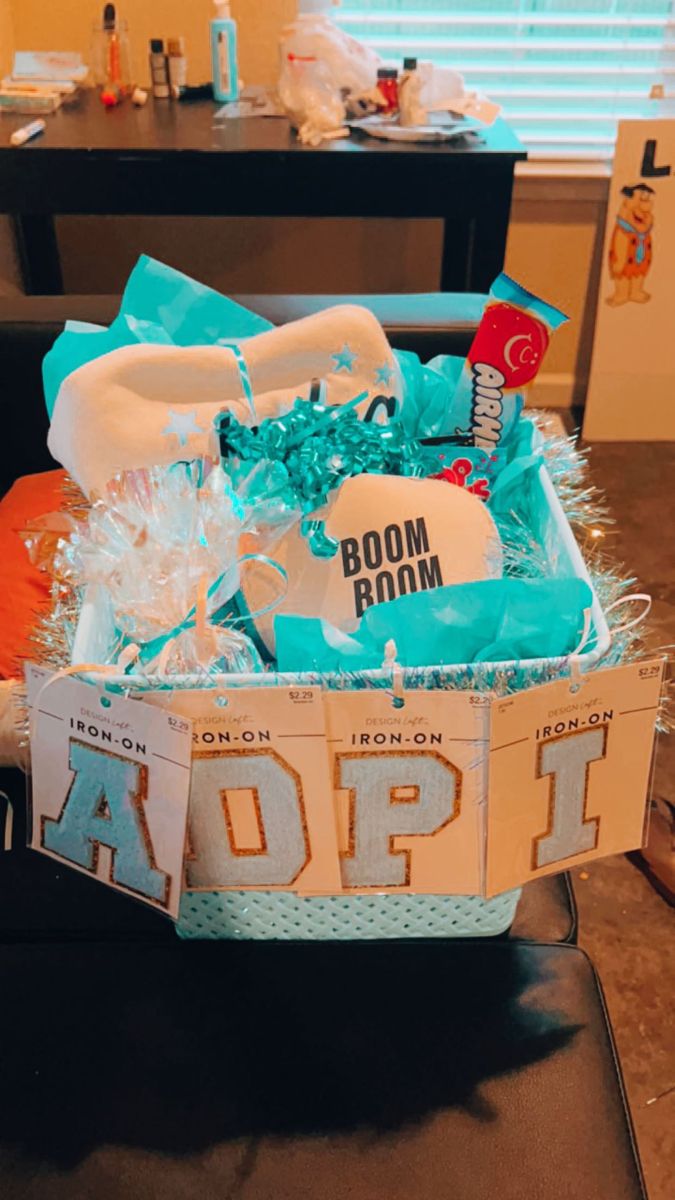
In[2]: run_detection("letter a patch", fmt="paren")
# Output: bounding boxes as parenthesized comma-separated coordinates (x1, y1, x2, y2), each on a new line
(27, 665, 193, 916)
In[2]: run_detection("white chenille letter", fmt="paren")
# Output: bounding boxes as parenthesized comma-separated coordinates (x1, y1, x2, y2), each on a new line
(534, 727, 606, 868)
(187, 751, 308, 887)
(338, 752, 460, 887)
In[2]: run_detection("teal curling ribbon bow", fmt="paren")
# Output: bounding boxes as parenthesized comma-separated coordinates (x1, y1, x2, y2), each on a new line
(216, 394, 459, 558)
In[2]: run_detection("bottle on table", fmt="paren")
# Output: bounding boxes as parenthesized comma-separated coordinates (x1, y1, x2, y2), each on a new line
(211, 0, 239, 103)
(149, 39, 171, 100)
(399, 56, 428, 127)
(167, 37, 188, 99)
(376, 68, 399, 114)
(92, 3, 132, 107)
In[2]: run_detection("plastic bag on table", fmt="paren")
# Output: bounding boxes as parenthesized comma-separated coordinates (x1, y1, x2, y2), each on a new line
(279, 5, 380, 98)
(278, 52, 346, 145)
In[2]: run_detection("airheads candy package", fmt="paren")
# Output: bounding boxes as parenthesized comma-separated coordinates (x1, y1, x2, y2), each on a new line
(416, 442, 506, 502)
(452, 274, 568, 449)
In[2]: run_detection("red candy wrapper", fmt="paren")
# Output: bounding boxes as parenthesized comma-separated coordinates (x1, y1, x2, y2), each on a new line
(452, 273, 568, 448)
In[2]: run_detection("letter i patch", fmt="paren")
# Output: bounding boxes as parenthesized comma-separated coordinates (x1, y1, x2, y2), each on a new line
(485, 660, 663, 895)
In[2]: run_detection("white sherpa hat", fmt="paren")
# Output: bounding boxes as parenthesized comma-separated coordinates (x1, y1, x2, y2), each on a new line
(47, 305, 403, 498)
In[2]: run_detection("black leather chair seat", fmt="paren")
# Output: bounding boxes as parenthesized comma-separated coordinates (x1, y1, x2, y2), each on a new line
(511, 870, 577, 943)
(0, 941, 644, 1199)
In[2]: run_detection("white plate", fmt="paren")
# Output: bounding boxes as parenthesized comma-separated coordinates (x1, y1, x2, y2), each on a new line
(349, 115, 481, 143)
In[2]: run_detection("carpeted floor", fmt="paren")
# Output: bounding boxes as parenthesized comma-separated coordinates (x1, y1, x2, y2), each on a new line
(572, 440, 675, 1200)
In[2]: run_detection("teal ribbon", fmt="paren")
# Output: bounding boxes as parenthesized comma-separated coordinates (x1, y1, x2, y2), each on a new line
(128, 554, 288, 671)
(300, 517, 339, 559)
(217, 340, 258, 420)
(217, 391, 437, 560)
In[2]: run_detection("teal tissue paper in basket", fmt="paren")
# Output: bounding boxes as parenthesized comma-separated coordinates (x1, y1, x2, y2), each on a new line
(274, 576, 594, 673)
(42, 252, 509, 458)
(41, 252, 506, 446)
(42, 254, 273, 417)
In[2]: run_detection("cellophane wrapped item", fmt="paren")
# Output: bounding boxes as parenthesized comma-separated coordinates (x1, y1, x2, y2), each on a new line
(56, 461, 265, 680)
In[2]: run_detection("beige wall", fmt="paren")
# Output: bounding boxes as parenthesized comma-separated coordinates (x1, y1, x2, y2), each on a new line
(0, 0, 13, 76)
(506, 177, 608, 407)
(0, 0, 21, 295)
(9, 0, 293, 90)
(56, 215, 444, 294)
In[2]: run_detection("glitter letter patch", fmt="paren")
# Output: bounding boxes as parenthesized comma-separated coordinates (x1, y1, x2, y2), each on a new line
(26, 664, 193, 916)
(485, 660, 663, 895)
(324, 688, 489, 894)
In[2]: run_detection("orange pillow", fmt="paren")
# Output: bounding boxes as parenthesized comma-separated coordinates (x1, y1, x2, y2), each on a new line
(0, 470, 68, 680)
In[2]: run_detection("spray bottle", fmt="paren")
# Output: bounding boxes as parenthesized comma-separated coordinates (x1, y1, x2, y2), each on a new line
(211, 1, 239, 103)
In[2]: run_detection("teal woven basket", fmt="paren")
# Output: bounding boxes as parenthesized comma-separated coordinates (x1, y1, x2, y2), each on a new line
(176, 889, 522, 940)
(71, 422, 595, 945)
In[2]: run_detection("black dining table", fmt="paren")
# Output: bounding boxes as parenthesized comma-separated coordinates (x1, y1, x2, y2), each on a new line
(0, 90, 525, 295)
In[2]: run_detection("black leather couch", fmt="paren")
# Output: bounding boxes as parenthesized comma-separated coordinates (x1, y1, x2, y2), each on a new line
(0, 293, 646, 1199)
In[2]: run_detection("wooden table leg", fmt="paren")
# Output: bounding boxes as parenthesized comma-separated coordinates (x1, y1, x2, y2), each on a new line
(440, 167, 516, 293)
(12, 213, 64, 295)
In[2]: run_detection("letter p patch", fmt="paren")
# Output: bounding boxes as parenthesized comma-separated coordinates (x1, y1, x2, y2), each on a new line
(337, 751, 461, 887)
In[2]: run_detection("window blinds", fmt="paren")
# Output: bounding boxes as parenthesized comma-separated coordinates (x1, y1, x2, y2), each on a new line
(337, 1, 675, 160)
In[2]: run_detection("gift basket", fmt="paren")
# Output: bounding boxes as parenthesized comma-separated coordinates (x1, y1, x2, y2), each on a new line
(16, 257, 663, 941)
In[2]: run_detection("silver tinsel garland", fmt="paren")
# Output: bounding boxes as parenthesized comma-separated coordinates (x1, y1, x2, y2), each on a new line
(21, 423, 671, 728)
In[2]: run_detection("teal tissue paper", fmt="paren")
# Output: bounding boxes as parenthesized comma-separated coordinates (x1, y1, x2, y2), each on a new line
(43, 254, 273, 416)
(395, 348, 526, 446)
(274, 576, 594, 673)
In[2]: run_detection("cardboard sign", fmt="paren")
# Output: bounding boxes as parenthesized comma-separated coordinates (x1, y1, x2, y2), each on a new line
(324, 688, 490, 894)
(26, 663, 193, 917)
(585, 119, 675, 440)
(485, 660, 663, 896)
(243, 474, 503, 653)
(156, 686, 342, 895)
